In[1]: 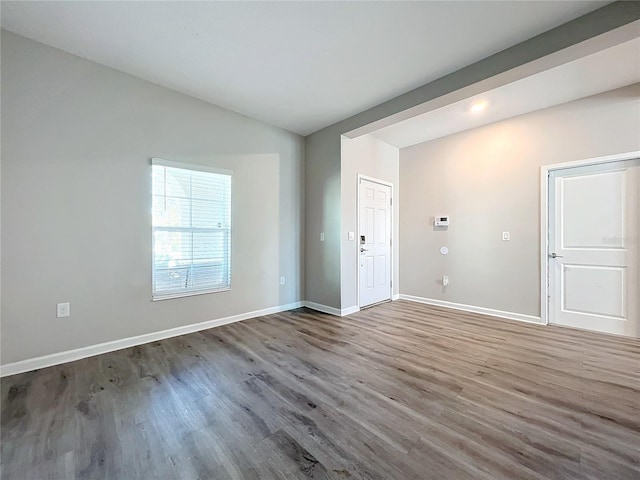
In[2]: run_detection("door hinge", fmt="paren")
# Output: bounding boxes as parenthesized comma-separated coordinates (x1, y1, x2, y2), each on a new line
(390, 198, 393, 206)
(390, 280, 392, 288)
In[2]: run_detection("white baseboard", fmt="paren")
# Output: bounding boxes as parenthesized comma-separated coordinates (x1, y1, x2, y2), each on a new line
(302, 301, 360, 317)
(398, 295, 542, 324)
(0, 301, 303, 378)
(392, 294, 400, 301)
(4, 295, 540, 377)
(340, 305, 360, 316)
(302, 301, 342, 316)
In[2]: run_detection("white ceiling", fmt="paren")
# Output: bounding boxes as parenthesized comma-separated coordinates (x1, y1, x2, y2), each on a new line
(370, 37, 640, 148)
(0, 1, 610, 136)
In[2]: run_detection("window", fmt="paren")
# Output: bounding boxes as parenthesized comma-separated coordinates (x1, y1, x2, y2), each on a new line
(151, 158, 232, 300)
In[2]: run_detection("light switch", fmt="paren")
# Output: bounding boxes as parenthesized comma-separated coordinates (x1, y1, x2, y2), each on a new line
(320, 232, 325, 242)
(348, 232, 355, 241)
(502, 232, 510, 241)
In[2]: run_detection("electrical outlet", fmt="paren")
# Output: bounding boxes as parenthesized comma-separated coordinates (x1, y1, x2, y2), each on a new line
(56, 303, 70, 318)
(280, 276, 285, 285)
(442, 275, 449, 287)
(502, 232, 510, 241)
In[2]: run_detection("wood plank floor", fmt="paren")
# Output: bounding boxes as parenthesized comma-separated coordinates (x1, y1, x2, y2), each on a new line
(1, 301, 639, 479)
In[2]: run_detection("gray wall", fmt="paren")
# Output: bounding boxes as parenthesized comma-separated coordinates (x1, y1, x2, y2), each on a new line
(303, 2, 640, 310)
(341, 135, 399, 310)
(399, 85, 640, 317)
(304, 128, 341, 308)
(1, 32, 305, 365)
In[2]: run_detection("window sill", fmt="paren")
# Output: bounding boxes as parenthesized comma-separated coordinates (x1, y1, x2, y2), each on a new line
(152, 287, 230, 301)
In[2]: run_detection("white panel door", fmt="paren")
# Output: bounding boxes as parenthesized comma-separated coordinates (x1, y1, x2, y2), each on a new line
(359, 178, 392, 307)
(549, 159, 639, 337)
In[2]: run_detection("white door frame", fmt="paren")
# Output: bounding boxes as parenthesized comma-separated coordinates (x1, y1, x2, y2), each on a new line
(540, 150, 640, 325)
(357, 174, 394, 308)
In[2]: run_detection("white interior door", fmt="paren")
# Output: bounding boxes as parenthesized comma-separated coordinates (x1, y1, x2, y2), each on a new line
(549, 158, 639, 337)
(359, 178, 392, 308)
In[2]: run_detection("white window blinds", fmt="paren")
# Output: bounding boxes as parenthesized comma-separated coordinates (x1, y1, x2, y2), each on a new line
(151, 159, 232, 300)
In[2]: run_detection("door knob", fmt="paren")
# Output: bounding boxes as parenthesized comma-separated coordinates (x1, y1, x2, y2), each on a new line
(360, 248, 368, 253)
(549, 253, 564, 258)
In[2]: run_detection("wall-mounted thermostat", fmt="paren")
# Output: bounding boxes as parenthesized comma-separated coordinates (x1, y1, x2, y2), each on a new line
(434, 215, 450, 227)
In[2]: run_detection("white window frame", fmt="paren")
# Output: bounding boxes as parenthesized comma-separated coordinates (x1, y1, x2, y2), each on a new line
(151, 158, 233, 301)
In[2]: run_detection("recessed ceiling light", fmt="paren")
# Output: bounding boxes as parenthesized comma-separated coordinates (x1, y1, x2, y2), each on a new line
(470, 101, 488, 113)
